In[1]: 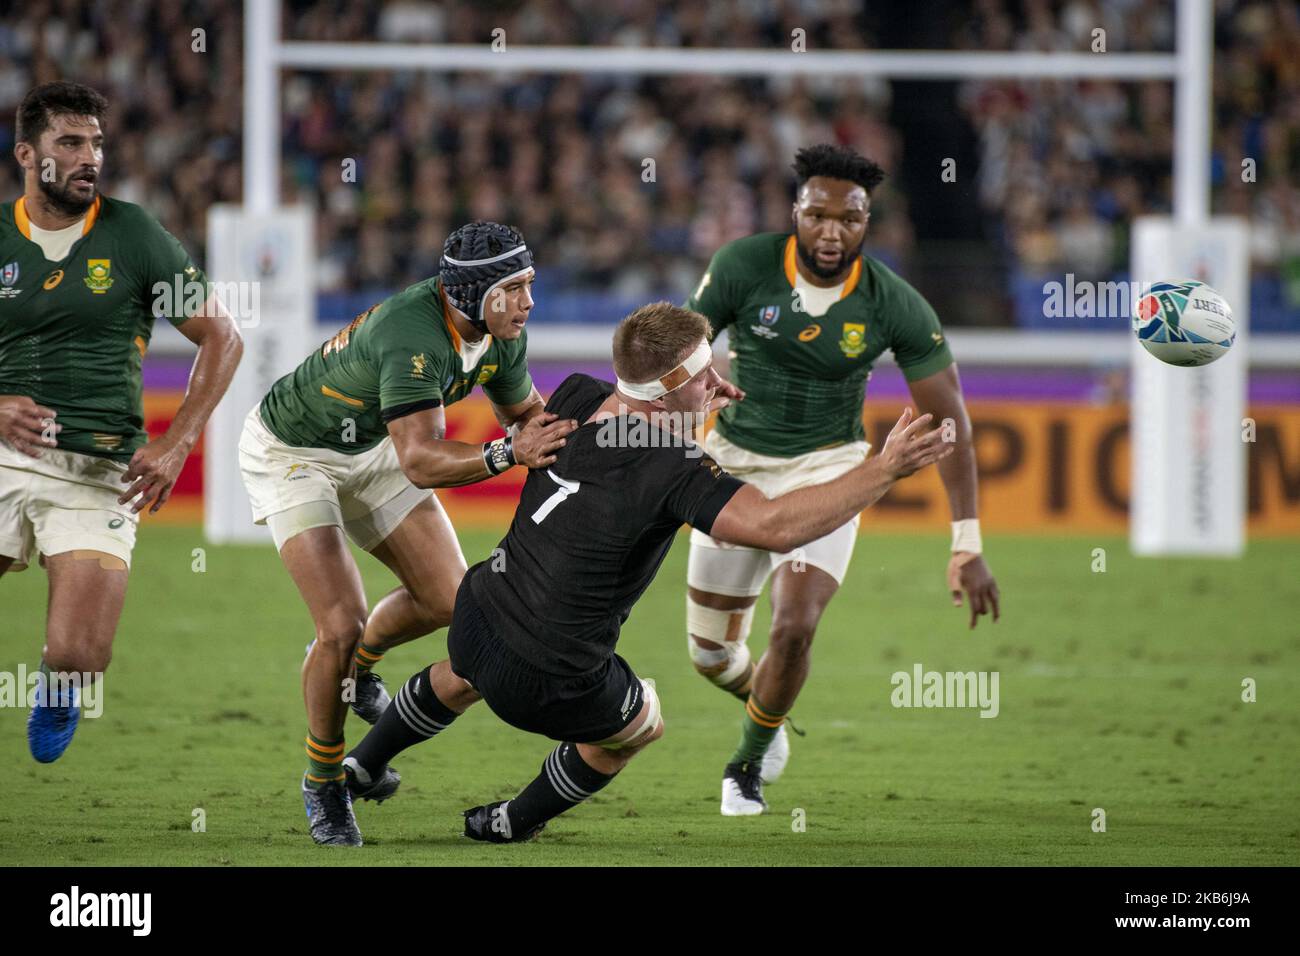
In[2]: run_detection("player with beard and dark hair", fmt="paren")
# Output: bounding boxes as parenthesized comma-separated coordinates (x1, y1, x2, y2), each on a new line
(1, 82, 243, 763)
(683, 143, 1001, 815)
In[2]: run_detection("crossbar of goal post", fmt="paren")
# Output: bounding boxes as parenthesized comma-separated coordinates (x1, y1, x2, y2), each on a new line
(232, 0, 1231, 555)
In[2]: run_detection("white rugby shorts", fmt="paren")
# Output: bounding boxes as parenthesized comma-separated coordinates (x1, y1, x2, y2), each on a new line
(0, 440, 138, 570)
(687, 429, 870, 596)
(237, 405, 431, 552)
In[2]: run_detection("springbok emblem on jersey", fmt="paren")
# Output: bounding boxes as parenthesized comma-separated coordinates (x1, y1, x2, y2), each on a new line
(84, 259, 114, 294)
(411, 353, 427, 378)
(839, 322, 867, 358)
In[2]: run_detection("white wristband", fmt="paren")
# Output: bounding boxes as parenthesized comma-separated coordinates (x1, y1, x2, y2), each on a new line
(951, 519, 982, 554)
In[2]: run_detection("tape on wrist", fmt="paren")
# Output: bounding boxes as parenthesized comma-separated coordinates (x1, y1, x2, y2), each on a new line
(615, 338, 711, 402)
(482, 435, 515, 476)
(951, 518, 982, 554)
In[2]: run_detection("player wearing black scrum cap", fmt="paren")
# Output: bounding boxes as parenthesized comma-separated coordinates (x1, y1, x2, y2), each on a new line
(342, 302, 952, 843)
(239, 221, 577, 846)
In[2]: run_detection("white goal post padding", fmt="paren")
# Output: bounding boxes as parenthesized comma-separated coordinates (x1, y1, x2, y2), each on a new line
(203, 205, 316, 544)
(1129, 217, 1250, 557)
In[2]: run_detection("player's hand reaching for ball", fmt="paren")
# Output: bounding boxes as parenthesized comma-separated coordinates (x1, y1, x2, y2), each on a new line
(0, 395, 60, 458)
(513, 412, 578, 469)
(878, 407, 953, 479)
(118, 433, 191, 514)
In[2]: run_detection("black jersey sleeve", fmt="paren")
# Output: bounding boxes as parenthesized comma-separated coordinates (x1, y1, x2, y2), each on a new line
(662, 449, 745, 535)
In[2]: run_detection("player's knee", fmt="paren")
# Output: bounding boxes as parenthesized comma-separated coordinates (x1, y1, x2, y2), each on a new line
(768, 619, 816, 661)
(316, 607, 367, 651)
(643, 717, 665, 745)
(686, 597, 755, 686)
(412, 581, 457, 630)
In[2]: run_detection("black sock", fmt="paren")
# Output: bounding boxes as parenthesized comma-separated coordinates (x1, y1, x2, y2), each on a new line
(348, 667, 457, 778)
(506, 742, 616, 832)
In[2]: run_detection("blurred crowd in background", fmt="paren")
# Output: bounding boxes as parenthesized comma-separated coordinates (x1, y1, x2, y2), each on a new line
(1, 0, 1297, 327)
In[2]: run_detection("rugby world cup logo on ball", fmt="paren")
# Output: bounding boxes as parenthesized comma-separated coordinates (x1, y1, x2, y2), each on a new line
(1132, 280, 1236, 368)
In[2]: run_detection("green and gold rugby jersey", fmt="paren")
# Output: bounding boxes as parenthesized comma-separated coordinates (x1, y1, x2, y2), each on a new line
(258, 277, 533, 454)
(0, 195, 210, 461)
(687, 232, 953, 458)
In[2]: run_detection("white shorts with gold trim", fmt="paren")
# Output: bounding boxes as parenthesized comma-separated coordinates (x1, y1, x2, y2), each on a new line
(0, 440, 138, 570)
(237, 405, 431, 552)
(687, 429, 870, 596)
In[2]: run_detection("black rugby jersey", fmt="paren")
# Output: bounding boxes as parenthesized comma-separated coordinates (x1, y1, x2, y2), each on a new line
(470, 373, 745, 675)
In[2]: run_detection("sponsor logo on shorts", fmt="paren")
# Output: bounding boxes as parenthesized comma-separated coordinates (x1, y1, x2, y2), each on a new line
(108, 516, 125, 529)
(285, 463, 310, 481)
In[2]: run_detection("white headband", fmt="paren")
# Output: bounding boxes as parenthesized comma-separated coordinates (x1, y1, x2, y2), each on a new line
(616, 338, 712, 401)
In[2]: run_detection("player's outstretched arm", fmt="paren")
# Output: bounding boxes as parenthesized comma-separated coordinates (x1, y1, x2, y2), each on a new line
(388, 405, 577, 488)
(118, 295, 243, 514)
(908, 365, 1001, 628)
(708, 407, 951, 553)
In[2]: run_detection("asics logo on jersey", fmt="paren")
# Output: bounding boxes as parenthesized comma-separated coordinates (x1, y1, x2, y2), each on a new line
(43, 269, 64, 290)
(798, 324, 821, 342)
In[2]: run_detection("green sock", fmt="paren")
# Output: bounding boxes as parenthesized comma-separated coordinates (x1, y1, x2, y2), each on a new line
(353, 642, 384, 676)
(304, 732, 345, 788)
(731, 693, 786, 765)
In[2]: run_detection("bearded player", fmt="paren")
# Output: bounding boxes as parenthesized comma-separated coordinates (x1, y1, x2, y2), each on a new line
(685, 144, 1001, 815)
(0, 82, 243, 763)
(239, 220, 575, 845)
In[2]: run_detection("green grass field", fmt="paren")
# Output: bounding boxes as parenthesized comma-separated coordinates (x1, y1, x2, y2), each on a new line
(1, 524, 1297, 866)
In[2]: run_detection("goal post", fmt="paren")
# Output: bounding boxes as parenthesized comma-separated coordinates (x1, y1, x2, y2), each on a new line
(210, 0, 1231, 551)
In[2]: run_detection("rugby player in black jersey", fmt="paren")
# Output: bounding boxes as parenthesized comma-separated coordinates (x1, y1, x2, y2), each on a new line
(342, 302, 951, 841)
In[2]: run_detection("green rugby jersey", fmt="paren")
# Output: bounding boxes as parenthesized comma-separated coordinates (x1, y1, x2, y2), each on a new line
(0, 195, 210, 461)
(259, 276, 533, 454)
(687, 232, 953, 457)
